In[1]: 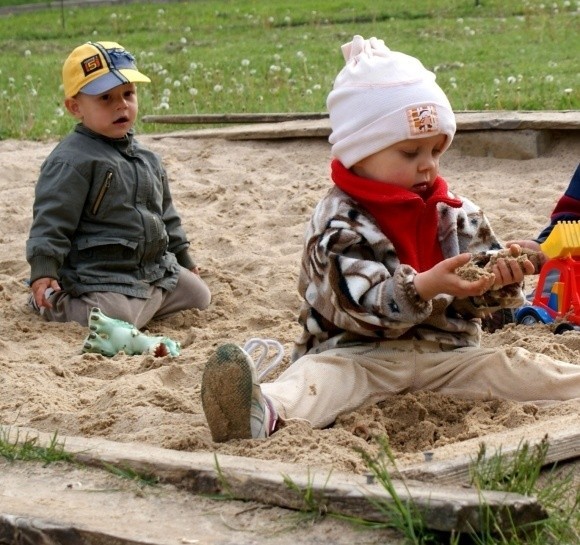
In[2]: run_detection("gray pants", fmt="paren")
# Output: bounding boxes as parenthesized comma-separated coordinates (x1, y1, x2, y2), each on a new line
(261, 340, 580, 429)
(42, 267, 211, 328)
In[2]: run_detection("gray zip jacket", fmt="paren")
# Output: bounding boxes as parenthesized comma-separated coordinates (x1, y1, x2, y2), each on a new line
(26, 124, 195, 298)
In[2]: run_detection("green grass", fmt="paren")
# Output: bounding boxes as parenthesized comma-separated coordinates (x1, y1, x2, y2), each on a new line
(355, 436, 579, 545)
(0, 426, 73, 463)
(279, 435, 579, 544)
(0, 0, 578, 140)
(468, 437, 580, 545)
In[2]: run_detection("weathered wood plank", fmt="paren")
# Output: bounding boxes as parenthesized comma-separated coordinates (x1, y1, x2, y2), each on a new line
(0, 515, 132, 545)
(142, 110, 580, 129)
(0, 425, 548, 533)
(399, 414, 580, 486)
(141, 112, 329, 124)
(143, 110, 580, 138)
(455, 110, 580, 130)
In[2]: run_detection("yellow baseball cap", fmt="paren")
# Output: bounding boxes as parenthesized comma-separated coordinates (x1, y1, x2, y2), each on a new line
(62, 41, 151, 98)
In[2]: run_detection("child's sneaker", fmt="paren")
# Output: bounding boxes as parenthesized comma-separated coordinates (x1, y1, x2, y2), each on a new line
(201, 343, 278, 442)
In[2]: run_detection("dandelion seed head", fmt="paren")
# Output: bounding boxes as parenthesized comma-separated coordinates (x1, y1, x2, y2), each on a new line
(241, 59, 250, 67)
(180, 37, 187, 44)
(24, 50, 31, 57)
(507, 76, 517, 84)
(545, 75, 554, 83)
(189, 87, 198, 96)
(213, 84, 223, 92)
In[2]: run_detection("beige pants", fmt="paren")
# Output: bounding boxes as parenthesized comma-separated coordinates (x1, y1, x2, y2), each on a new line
(42, 267, 211, 328)
(261, 341, 580, 429)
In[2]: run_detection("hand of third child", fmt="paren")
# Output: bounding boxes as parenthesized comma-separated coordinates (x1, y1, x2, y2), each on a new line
(489, 244, 535, 289)
(414, 254, 495, 301)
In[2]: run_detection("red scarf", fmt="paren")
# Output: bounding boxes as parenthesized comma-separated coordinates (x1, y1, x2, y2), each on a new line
(331, 159, 462, 272)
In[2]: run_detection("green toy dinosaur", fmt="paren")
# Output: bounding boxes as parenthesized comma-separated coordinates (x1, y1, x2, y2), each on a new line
(82, 307, 181, 357)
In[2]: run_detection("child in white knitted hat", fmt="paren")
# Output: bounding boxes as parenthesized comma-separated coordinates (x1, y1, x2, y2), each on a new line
(201, 36, 580, 442)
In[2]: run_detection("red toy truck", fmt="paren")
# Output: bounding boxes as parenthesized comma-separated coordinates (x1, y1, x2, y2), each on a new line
(514, 222, 580, 333)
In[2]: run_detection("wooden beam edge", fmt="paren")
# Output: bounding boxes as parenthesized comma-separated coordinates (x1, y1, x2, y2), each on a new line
(1, 422, 563, 532)
(144, 111, 580, 142)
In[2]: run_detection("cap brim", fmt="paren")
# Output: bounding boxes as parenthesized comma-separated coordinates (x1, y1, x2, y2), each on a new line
(80, 68, 151, 95)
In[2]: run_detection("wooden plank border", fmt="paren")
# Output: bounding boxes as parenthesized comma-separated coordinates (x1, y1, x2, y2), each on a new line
(142, 110, 580, 130)
(4, 420, 576, 533)
(398, 414, 580, 485)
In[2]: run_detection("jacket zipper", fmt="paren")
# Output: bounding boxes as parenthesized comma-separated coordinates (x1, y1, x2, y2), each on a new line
(91, 171, 113, 215)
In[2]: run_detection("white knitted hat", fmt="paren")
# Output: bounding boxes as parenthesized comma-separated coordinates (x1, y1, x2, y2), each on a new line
(327, 36, 456, 168)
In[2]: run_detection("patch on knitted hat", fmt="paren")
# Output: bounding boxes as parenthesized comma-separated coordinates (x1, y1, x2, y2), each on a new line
(407, 105, 439, 136)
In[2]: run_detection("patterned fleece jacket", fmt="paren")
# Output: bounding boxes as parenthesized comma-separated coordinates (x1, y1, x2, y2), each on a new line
(292, 160, 526, 361)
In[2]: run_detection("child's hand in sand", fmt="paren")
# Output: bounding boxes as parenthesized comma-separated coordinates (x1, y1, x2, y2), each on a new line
(30, 277, 61, 309)
(506, 239, 541, 252)
(487, 244, 535, 289)
(414, 253, 496, 301)
(506, 240, 548, 273)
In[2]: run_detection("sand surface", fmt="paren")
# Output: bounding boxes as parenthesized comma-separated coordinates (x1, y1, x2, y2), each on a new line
(1, 130, 579, 479)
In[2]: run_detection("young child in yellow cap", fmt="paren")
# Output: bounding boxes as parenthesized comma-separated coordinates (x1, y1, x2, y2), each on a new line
(201, 35, 580, 443)
(26, 41, 211, 327)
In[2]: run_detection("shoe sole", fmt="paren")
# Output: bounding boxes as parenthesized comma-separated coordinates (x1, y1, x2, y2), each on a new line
(201, 344, 254, 442)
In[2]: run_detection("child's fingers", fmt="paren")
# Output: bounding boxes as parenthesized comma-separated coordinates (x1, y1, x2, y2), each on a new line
(493, 257, 534, 288)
